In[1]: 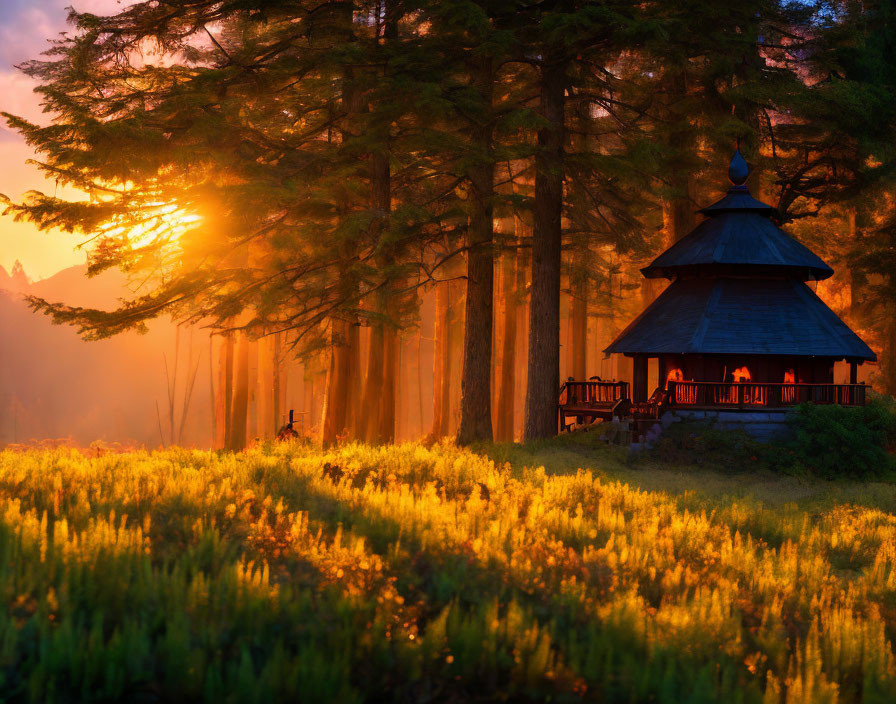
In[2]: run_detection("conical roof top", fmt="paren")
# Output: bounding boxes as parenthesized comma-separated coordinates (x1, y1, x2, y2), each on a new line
(642, 150, 834, 282)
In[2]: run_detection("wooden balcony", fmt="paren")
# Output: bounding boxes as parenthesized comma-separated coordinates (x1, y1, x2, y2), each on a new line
(665, 381, 868, 410)
(558, 380, 630, 430)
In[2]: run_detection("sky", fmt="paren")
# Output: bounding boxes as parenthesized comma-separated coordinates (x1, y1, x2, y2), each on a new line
(0, 0, 129, 280)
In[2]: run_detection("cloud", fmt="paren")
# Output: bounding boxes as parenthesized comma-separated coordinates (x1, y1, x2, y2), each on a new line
(0, 1, 128, 68)
(0, 70, 44, 130)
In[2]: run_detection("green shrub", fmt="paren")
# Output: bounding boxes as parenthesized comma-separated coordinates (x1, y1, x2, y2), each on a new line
(645, 420, 777, 472)
(644, 396, 896, 479)
(781, 396, 896, 479)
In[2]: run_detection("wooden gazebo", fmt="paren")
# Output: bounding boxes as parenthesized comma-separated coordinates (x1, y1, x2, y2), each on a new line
(560, 149, 875, 431)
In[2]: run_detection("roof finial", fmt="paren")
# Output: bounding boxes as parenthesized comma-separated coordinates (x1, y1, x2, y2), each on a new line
(728, 141, 749, 186)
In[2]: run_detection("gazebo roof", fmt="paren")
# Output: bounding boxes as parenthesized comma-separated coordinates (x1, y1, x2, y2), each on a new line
(604, 277, 877, 361)
(605, 149, 875, 362)
(641, 150, 833, 282)
(641, 207, 834, 281)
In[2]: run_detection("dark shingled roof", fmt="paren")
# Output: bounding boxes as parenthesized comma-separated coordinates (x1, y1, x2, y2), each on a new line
(642, 208, 834, 281)
(604, 277, 877, 361)
(697, 185, 777, 215)
(606, 150, 875, 362)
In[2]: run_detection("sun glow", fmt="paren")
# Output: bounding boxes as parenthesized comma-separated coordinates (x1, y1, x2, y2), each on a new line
(97, 202, 202, 253)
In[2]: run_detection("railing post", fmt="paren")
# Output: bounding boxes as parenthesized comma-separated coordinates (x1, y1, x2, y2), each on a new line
(632, 355, 648, 403)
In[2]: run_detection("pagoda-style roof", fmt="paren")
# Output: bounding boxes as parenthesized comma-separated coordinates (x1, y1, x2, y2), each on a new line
(642, 207, 834, 282)
(641, 157, 833, 281)
(605, 148, 876, 363)
(604, 277, 876, 361)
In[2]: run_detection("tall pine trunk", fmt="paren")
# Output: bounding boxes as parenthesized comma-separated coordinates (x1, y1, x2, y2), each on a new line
(524, 57, 565, 439)
(495, 246, 518, 441)
(357, 5, 400, 445)
(668, 71, 695, 245)
(247, 338, 259, 441)
(322, 319, 353, 445)
(359, 142, 396, 444)
(209, 334, 217, 447)
(431, 280, 451, 439)
(272, 332, 283, 431)
(886, 317, 896, 397)
(379, 326, 398, 441)
(229, 330, 250, 450)
(216, 331, 234, 449)
(344, 323, 360, 435)
(257, 334, 274, 439)
(457, 57, 495, 445)
(303, 360, 316, 436)
(568, 271, 587, 381)
(360, 325, 385, 442)
(847, 207, 869, 319)
(321, 2, 364, 446)
(416, 326, 425, 437)
(449, 278, 465, 434)
(514, 223, 530, 438)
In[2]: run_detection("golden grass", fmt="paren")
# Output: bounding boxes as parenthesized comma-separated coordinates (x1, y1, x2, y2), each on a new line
(0, 439, 893, 702)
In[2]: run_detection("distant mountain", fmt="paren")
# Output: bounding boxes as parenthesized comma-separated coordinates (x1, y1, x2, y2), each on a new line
(0, 260, 32, 296)
(27, 263, 130, 309)
(0, 263, 212, 447)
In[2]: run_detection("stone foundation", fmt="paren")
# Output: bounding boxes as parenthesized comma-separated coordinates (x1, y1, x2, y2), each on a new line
(659, 408, 795, 443)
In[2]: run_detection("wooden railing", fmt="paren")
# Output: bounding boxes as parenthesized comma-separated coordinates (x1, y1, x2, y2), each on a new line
(560, 380, 630, 407)
(665, 381, 868, 409)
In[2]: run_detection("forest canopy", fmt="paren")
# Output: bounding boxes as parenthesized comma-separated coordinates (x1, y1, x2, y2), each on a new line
(3, 0, 895, 448)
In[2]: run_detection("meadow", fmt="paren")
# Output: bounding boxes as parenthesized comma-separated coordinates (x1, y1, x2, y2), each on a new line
(0, 439, 893, 703)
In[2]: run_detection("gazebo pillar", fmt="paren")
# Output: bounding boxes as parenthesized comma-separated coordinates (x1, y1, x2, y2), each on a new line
(632, 355, 648, 403)
(849, 361, 858, 385)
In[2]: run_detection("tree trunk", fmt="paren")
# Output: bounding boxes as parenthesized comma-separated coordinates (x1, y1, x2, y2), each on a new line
(457, 57, 495, 445)
(379, 326, 398, 442)
(524, 57, 565, 440)
(322, 319, 353, 446)
(668, 71, 695, 245)
(568, 272, 587, 381)
(229, 330, 250, 450)
(883, 314, 896, 397)
(515, 229, 530, 439)
(247, 337, 259, 441)
(344, 323, 361, 435)
(449, 278, 465, 435)
(416, 327, 425, 438)
(257, 335, 274, 439)
(360, 325, 385, 442)
(209, 334, 217, 447)
(303, 360, 315, 437)
(431, 281, 450, 439)
(359, 138, 396, 444)
(272, 332, 283, 431)
(848, 207, 869, 319)
(216, 331, 234, 449)
(495, 247, 518, 441)
(321, 2, 365, 446)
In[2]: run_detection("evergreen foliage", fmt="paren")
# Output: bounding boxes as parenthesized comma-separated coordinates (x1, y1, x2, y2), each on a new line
(3, 0, 896, 437)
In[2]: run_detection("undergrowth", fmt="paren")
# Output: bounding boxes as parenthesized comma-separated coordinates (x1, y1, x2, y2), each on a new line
(648, 395, 896, 479)
(0, 440, 892, 702)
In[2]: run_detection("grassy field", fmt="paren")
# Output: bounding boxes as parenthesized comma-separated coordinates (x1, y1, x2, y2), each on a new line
(0, 439, 893, 702)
